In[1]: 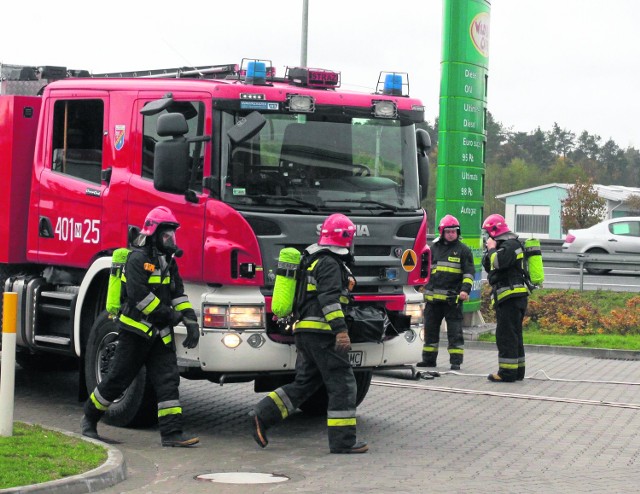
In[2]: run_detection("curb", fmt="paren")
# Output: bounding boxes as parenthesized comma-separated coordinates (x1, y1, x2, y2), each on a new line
(0, 427, 126, 494)
(465, 340, 640, 361)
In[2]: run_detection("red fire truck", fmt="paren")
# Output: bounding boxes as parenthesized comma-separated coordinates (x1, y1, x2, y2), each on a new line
(0, 60, 431, 426)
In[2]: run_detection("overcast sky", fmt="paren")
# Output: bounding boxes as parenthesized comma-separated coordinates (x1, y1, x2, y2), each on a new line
(2, 1, 637, 149)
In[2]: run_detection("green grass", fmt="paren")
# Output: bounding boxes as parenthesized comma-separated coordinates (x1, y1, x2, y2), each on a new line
(0, 422, 106, 489)
(478, 329, 640, 350)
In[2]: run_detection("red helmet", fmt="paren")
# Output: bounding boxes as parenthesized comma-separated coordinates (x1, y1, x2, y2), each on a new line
(140, 206, 180, 236)
(482, 213, 510, 238)
(318, 214, 356, 249)
(438, 214, 460, 236)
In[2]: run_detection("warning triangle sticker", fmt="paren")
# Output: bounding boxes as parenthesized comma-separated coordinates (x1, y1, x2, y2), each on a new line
(401, 249, 417, 272)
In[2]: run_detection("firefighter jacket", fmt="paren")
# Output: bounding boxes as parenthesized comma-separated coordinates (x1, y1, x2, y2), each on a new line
(424, 237, 475, 304)
(119, 246, 196, 345)
(482, 233, 529, 305)
(294, 247, 352, 335)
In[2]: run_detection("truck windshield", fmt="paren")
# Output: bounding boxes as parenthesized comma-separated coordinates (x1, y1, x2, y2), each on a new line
(221, 112, 421, 214)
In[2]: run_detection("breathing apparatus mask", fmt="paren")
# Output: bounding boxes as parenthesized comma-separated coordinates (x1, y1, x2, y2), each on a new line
(156, 226, 183, 257)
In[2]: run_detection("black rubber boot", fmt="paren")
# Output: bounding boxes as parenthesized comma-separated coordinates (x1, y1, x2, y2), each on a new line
(450, 364, 461, 371)
(249, 411, 269, 448)
(416, 362, 436, 368)
(330, 441, 369, 454)
(81, 415, 99, 440)
(161, 432, 200, 447)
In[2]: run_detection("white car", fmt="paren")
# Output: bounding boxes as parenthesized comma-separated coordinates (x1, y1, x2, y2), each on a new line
(562, 216, 640, 274)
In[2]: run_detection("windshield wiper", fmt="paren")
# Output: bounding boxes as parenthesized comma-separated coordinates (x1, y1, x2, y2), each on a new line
(245, 195, 319, 211)
(324, 199, 399, 212)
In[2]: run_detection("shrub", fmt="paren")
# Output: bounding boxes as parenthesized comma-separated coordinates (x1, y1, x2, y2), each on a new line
(479, 285, 636, 336)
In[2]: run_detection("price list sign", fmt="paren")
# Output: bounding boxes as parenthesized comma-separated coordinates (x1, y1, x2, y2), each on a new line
(437, 0, 491, 311)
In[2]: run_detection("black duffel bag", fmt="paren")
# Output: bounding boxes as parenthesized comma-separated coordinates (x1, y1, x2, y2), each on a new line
(346, 306, 393, 343)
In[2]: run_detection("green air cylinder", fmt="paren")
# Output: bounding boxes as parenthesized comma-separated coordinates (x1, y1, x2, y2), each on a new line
(272, 247, 302, 318)
(106, 248, 131, 315)
(524, 238, 544, 286)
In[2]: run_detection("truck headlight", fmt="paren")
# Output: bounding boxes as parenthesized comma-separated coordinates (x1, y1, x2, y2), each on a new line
(404, 302, 424, 327)
(203, 305, 264, 329)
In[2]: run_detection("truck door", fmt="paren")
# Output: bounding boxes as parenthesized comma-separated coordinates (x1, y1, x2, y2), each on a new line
(127, 93, 210, 280)
(33, 93, 108, 267)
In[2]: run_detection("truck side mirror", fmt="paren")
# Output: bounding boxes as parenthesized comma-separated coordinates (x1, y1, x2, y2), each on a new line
(416, 129, 431, 200)
(154, 113, 190, 194)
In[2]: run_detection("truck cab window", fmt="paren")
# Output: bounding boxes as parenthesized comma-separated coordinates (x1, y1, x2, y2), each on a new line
(51, 99, 104, 184)
(142, 101, 205, 191)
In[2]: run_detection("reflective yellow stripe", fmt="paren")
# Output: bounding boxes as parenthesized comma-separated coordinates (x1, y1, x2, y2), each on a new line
(499, 363, 519, 369)
(119, 314, 153, 335)
(268, 391, 289, 419)
(90, 393, 109, 411)
(434, 266, 462, 274)
(327, 418, 356, 427)
(158, 407, 182, 417)
(496, 286, 529, 301)
(175, 302, 193, 311)
(422, 346, 437, 353)
(148, 276, 171, 284)
(449, 348, 464, 354)
(142, 296, 161, 315)
(295, 320, 332, 331)
(162, 333, 173, 344)
(325, 310, 344, 321)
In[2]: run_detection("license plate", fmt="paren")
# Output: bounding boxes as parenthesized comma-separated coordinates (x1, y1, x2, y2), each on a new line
(348, 351, 363, 367)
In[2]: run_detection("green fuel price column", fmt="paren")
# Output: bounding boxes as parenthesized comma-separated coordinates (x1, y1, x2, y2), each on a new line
(438, 0, 490, 312)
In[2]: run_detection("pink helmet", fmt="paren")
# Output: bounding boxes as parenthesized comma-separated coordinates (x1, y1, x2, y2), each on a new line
(318, 214, 356, 248)
(140, 206, 180, 236)
(438, 214, 460, 236)
(482, 213, 510, 238)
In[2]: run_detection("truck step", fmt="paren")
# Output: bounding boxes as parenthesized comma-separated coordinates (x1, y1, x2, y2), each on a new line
(39, 303, 72, 318)
(40, 289, 78, 300)
(34, 335, 70, 346)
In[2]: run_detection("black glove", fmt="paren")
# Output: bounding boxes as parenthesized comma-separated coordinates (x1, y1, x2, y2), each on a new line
(170, 310, 183, 327)
(334, 331, 351, 355)
(182, 318, 200, 349)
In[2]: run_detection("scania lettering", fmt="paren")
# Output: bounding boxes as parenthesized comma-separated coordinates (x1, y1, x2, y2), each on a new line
(0, 60, 431, 425)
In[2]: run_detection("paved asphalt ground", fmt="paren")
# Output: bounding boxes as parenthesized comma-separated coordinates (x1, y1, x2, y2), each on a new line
(6, 342, 640, 494)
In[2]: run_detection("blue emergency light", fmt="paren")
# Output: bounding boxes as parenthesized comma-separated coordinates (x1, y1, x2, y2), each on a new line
(376, 71, 409, 97)
(246, 61, 266, 85)
(384, 74, 403, 95)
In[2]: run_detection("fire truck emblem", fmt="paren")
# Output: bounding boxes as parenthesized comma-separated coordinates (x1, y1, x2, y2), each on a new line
(114, 125, 126, 151)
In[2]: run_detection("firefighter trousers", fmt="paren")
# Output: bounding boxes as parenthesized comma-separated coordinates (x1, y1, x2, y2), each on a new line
(495, 296, 528, 382)
(84, 329, 183, 436)
(253, 332, 358, 451)
(422, 302, 464, 366)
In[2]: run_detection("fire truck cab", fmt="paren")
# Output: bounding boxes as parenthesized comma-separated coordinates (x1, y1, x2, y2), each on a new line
(0, 60, 431, 426)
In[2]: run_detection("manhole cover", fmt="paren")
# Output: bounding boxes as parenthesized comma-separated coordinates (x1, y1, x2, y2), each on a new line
(196, 472, 289, 484)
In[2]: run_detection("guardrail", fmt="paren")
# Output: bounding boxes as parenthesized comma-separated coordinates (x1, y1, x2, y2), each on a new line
(543, 251, 640, 290)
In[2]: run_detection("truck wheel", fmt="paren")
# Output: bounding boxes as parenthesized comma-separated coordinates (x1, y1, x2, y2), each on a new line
(299, 370, 373, 416)
(84, 312, 157, 428)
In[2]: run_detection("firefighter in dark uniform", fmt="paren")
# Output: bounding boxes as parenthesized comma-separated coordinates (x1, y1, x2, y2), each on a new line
(81, 206, 201, 446)
(250, 213, 368, 454)
(482, 213, 529, 383)
(418, 215, 475, 370)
